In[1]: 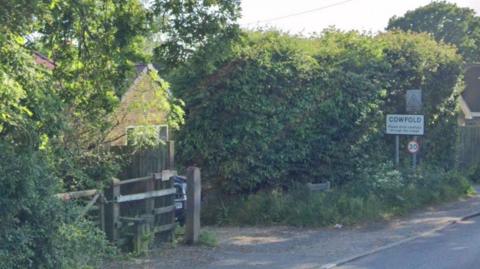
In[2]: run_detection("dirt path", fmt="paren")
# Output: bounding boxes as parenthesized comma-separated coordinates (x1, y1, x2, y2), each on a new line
(108, 187, 480, 269)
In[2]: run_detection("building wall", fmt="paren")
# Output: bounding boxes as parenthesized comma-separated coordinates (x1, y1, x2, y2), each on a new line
(107, 70, 168, 146)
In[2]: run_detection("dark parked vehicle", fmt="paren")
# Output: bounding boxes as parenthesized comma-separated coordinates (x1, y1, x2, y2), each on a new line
(173, 176, 187, 225)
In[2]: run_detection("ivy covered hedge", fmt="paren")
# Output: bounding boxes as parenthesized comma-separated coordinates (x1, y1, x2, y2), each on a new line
(170, 30, 462, 194)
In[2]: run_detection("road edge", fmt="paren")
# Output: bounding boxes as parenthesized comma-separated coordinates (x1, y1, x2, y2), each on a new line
(319, 209, 480, 269)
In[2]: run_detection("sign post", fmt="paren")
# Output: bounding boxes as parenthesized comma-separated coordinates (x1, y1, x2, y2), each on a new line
(406, 89, 422, 169)
(395, 135, 399, 166)
(387, 89, 423, 169)
(386, 114, 424, 168)
(407, 140, 420, 169)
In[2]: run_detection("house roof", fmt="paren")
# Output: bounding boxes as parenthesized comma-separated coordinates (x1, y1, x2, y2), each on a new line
(32, 55, 161, 102)
(33, 51, 55, 70)
(120, 64, 156, 102)
(462, 64, 480, 113)
(33, 52, 149, 77)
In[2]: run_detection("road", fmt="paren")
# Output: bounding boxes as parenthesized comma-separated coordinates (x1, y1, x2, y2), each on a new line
(336, 216, 480, 269)
(109, 188, 480, 269)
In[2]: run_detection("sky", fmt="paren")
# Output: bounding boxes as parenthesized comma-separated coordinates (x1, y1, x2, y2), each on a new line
(239, 0, 480, 34)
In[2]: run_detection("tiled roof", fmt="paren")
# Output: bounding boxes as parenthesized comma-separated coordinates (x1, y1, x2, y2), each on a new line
(33, 51, 55, 70)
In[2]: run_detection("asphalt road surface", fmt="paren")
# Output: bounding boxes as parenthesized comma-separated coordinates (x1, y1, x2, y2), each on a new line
(336, 216, 480, 269)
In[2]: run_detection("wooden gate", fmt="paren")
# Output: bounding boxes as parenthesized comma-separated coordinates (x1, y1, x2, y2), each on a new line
(57, 171, 177, 253)
(105, 171, 177, 251)
(57, 141, 178, 252)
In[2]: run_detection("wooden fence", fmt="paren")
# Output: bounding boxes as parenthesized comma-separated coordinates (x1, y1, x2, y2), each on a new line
(57, 171, 177, 253)
(56, 141, 180, 252)
(457, 126, 480, 168)
(106, 171, 177, 251)
(113, 141, 175, 179)
(55, 189, 106, 231)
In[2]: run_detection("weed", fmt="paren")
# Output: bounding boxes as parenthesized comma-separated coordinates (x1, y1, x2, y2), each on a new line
(198, 231, 218, 247)
(202, 165, 472, 227)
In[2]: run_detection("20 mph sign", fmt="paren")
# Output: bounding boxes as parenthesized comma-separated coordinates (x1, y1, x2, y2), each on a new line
(386, 114, 424, 135)
(407, 140, 419, 154)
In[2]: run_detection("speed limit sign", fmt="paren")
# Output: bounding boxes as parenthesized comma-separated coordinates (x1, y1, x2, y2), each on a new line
(407, 140, 419, 154)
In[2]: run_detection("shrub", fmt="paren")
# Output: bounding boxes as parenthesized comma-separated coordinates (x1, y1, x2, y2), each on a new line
(0, 143, 115, 269)
(198, 231, 218, 247)
(53, 220, 115, 269)
(465, 164, 480, 183)
(202, 165, 472, 227)
(0, 145, 62, 269)
(172, 30, 462, 194)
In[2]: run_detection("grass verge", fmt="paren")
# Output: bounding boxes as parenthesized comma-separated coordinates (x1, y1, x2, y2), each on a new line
(202, 166, 474, 227)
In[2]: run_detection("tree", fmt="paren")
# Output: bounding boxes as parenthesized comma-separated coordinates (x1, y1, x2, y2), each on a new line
(377, 31, 462, 167)
(150, 0, 241, 69)
(37, 0, 152, 190)
(0, 0, 235, 265)
(387, 1, 480, 63)
(0, 1, 100, 266)
(34, 0, 239, 189)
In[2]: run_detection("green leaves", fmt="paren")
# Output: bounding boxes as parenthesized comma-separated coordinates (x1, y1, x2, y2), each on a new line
(151, 0, 241, 68)
(171, 30, 462, 194)
(388, 1, 480, 63)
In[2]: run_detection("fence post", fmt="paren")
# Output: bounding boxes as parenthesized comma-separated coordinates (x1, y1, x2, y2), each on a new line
(107, 178, 121, 243)
(168, 176, 175, 242)
(167, 140, 175, 170)
(99, 192, 106, 233)
(185, 166, 201, 244)
(145, 174, 156, 233)
(133, 222, 148, 254)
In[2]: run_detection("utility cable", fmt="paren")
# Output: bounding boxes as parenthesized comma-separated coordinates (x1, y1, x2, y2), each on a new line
(245, 0, 358, 25)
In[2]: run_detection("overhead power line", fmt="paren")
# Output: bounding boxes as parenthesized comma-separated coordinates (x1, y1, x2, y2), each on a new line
(245, 0, 358, 25)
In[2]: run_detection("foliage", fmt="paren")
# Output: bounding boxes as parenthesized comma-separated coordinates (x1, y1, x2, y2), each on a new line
(0, 144, 61, 269)
(0, 5, 65, 266)
(387, 1, 480, 63)
(377, 31, 462, 167)
(0, 18, 113, 269)
(464, 164, 480, 183)
(170, 30, 462, 193)
(172, 226, 218, 247)
(150, 0, 241, 69)
(202, 166, 473, 227)
(127, 125, 167, 149)
(53, 220, 116, 269)
(35, 0, 151, 190)
(0, 0, 211, 266)
(198, 231, 218, 247)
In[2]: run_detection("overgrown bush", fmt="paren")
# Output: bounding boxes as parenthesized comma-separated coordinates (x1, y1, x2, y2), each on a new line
(0, 143, 114, 269)
(53, 220, 115, 269)
(202, 165, 473, 227)
(171, 30, 462, 194)
(0, 18, 115, 268)
(464, 164, 480, 183)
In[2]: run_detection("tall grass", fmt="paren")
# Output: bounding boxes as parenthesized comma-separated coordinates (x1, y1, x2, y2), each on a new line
(202, 166, 473, 227)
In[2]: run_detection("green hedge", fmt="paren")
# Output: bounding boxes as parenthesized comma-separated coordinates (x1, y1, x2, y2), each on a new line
(171, 30, 462, 194)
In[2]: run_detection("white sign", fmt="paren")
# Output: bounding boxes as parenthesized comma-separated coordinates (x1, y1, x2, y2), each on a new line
(407, 140, 420, 154)
(386, 114, 424, 135)
(406, 89, 422, 113)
